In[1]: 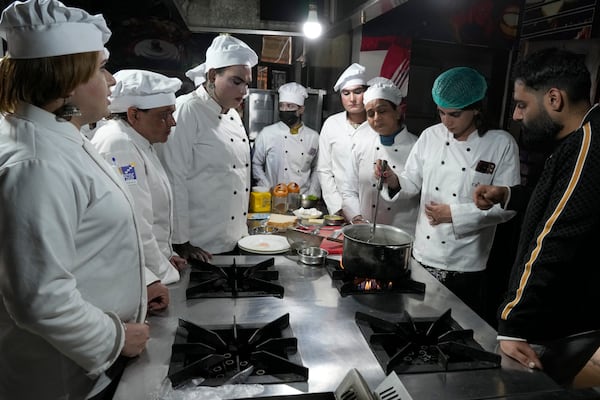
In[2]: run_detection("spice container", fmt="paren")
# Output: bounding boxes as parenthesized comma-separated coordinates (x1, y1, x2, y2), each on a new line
(287, 182, 301, 211)
(271, 183, 288, 214)
(250, 186, 271, 213)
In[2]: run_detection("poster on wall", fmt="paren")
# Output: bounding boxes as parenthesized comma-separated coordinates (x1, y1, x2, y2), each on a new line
(359, 36, 412, 101)
(357, 0, 521, 112)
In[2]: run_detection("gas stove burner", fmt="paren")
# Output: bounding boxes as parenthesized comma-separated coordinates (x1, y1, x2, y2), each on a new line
(168, 313, 309, 388)
(186, 257, 284, 299)
(356, 309, 501, 374)
(325, 259, 425, 297)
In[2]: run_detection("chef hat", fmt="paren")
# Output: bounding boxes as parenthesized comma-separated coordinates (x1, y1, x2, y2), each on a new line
(183, 35, 257, 86)
(278, 82, 308, 106)
(431, 67, 487, 109)
(185, 64, 206, 87)
(363, 77, 403, 106)
(108, 69, 182, 113)
(333, 63, 367, 92)
(205, 34, 258, 70)
(0, 0, 111, 59)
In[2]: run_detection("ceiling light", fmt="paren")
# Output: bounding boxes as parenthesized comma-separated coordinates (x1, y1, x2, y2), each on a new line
(303, 3, 322, 39)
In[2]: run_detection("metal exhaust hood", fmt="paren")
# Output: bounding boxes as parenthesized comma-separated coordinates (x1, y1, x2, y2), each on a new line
(169, 0, 408, 37)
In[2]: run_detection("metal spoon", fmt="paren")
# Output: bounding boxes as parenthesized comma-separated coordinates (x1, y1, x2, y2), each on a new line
(369, 159, 387, 243)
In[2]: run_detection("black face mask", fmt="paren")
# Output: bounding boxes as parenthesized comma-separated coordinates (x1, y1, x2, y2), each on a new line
(279, 111, 300, 127)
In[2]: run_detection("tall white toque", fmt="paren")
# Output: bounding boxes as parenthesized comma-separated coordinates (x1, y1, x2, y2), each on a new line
(333, 63, 367, 92)
(0, 0, 111, 59)
(109, 69, 183, 113)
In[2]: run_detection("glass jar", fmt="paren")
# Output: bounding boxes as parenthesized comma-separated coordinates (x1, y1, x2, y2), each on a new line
(271, 183, 288, 214)
(287, 182, 301, 211)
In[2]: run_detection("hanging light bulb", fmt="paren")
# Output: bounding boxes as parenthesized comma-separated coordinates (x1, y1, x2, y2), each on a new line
(303, 3, 322, 39)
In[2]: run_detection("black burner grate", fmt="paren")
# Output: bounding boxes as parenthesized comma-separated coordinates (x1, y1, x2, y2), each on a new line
(186, 257, 284, 299)
(168, 313, 308, 388)
(324, 259, 425, 297)
(356, 309, 501, 374)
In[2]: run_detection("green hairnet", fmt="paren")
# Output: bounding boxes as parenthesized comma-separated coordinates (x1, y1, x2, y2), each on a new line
(431, 67, 487, 109)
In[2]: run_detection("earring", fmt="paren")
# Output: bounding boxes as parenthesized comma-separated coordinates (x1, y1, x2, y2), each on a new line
(207, 81, 216, 96)
(55, 98, 82, 122)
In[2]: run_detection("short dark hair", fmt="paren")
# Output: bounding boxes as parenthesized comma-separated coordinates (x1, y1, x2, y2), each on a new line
(512, 47, 591, 103)
(0, 52, 98, 114)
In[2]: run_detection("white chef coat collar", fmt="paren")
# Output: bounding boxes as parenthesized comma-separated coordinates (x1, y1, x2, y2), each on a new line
(116, 118, 153, 150)
(195, 84, 226, 115)
(14, 102, 83, 145)
(445, 124, 479, 143)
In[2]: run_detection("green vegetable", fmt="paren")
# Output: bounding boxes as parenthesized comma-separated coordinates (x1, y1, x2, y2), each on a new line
(307, 195, 318, 201)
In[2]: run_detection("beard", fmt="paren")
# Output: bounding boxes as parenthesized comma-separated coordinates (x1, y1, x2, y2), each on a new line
(520, 107, 563, 149)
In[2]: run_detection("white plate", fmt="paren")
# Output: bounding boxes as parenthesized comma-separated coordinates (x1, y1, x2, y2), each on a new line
(238, 234, 290, 254)
(293, 208, 323, 219)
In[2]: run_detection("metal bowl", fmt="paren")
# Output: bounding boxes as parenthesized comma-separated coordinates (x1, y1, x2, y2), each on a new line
(297, 246, 328, 265)
(250, 225, 279, 235)
(301, 194, 319, 209)
(323, 214, 345, 226)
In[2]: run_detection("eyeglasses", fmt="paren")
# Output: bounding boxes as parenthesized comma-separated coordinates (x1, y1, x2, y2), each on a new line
(136, 108, 175, 123)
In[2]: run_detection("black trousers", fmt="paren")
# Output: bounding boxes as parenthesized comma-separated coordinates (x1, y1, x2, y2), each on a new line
(422, 264, 486, 318)
(88, 356, 129, 400)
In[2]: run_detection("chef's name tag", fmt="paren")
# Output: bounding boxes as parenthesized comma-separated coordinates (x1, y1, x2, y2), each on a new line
(119, 163, 138, 185)
(471, 160, 495, 188)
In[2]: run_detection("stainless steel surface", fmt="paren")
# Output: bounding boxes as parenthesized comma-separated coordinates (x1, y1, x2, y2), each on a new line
(285, 228, 326, 252)
(114, 255, 561, 400)
(301, 194, 319, 209)
(304, 88, 327, 132)
(245, 89, 326, 145)
(245, 89, 278, 143)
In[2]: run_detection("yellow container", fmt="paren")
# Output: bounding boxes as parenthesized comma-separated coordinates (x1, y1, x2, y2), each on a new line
(250, 188, 271, 213)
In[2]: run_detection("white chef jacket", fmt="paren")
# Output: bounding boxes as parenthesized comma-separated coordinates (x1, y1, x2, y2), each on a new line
(384, 123, 521, 272)
(341, 126, 419, 238)
(317, 111, 370, 214)
(156, 85, 251, 254)
(92, 119, 180, 285)
(252, 121, 320, 195)
(0, 104, 146, 399)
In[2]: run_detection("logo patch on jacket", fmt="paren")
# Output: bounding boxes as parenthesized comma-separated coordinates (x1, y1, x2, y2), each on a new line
(119, 163, 138, 185)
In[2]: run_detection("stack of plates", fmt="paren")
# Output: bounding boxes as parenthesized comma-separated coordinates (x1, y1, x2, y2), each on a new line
(238, 235, 290, 254)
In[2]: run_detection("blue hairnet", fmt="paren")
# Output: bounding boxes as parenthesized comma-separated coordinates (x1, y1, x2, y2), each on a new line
(431, 67, 487, 109)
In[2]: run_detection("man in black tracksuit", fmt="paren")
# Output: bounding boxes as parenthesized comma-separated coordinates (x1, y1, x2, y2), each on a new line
(473, 47, 600, 385)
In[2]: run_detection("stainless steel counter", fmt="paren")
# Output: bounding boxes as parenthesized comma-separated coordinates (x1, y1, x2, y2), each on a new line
(113, 255, 561, 399)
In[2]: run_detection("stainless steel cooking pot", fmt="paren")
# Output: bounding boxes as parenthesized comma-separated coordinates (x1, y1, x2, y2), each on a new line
(341, 224, 413, 281)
